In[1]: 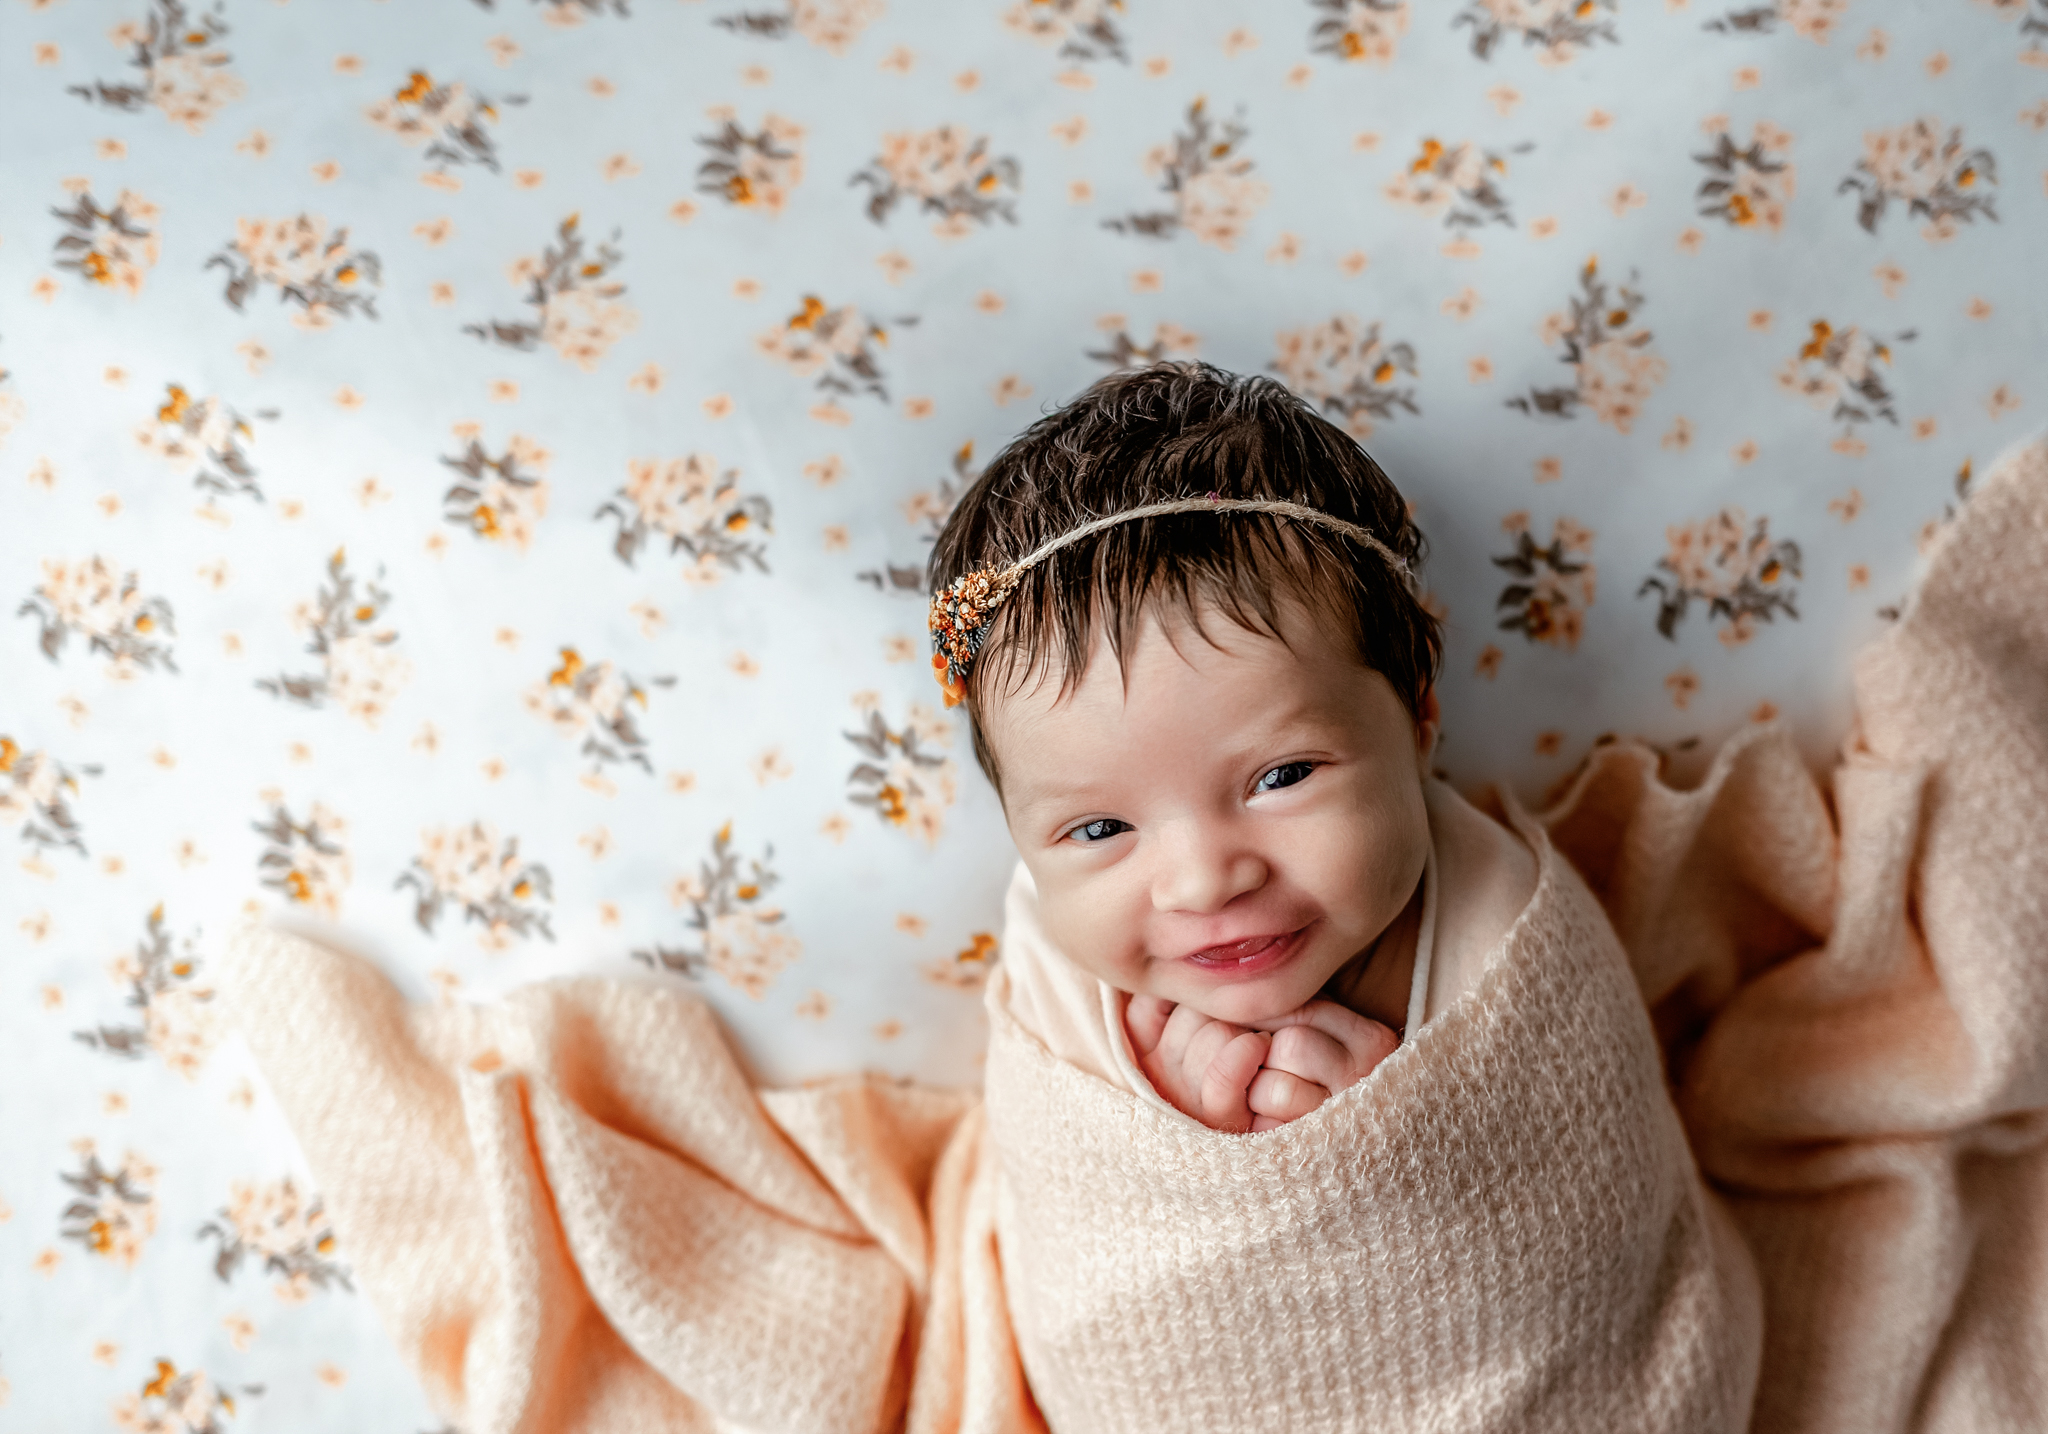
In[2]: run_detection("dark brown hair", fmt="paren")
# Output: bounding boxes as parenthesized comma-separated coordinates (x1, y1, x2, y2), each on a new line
(929, 361, 1441, 791)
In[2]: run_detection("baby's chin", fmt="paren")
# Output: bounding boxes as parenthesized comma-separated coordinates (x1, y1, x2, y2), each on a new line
(1161, 967, 1339, 1028)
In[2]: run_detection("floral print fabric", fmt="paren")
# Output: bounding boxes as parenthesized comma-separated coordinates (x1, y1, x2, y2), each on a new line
(0, 0, 2039, 1424)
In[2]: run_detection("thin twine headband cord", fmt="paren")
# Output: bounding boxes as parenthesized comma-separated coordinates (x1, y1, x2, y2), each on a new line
(1005, 496, 1413, 583)
(928, 494, 1413, 707)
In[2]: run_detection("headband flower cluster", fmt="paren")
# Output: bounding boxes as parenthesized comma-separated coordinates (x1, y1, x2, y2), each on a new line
(927, 496, 1410, 707)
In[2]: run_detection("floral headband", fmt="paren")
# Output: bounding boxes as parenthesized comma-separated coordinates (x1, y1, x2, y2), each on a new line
(928, 495, 1413, 707)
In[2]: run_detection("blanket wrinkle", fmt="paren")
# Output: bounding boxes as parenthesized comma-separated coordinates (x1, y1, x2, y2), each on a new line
(215, 434, 2048, 1434)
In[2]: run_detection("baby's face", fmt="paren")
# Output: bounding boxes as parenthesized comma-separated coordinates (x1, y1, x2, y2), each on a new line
(982, 601, 1436, 1028)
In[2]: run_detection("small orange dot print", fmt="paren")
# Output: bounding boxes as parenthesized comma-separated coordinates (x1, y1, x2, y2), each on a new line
(429, 282, 456, 306)
(1856, 28, 1888, 61)
(728, 651, 761, 678)
(902, 396, 934, 420)
(1676, 228, 1706, 254)
(878, 46, 915, 74)
(1475, 644, 1504, 680)
(1586, 108, 1614, 130)
(1665, 667, 1699, 711)
(1732, 439, 1759, 465)
(34, 42, 60, 65)
(1911, 416, 1938, 440)
(1266, 232, 1301, 265)
(1528, 216, 1558, 239)
(882, 634, 918, 663)
(1339, 250, 1370, 277)
(822, 525, 850, 551)
(797, 990, 834, 1020)
(702, 393, 733, 420)
(1733, 66, 1761, 90)
(1130, 270, 1163, 293)
(1142, 55, 1171, 78)
(1534, 731, 1565, 758)
(334, 54, 363, 75)
(1828, 489, 1864, 522)
(739, 65, 772, 86)
(1534, 456, 1562, 483)
(668, 197, 697, 222)
(1050, 115, 1087, 146)
(1966, 297, 1993, 320)
(1986, 384, 2022, 419)
(1487, 85, 1521, 116)
(991, 374, 1033, 407)
(627, 362, 663, 395)
(1924, 51, 1949, 78)
(954, 69, 980, 92)
(1661, 416, 1694, 450)
(1468, 356, 1495, 383)
(1872, 262, 1907, 298)
(974, 290, 1005, 314)
(1058, 68, 1095, 91)
(589, 75, 617, 97)
(895, 913, 929, 937)
(1748, 309, 1772, 330)
(874, 1019, 905, 1042)
(809, 402, 852, 427)
(1751, 700, 1780, 724)
(488, 379, 519, 403)
(97, 137, 127, 160)
(1830, 434, 1868, 458)
(1353, 131, 1381, 152)
(316, 1364, 347, 1389)
(818, 813, 850, 844)
(1848, 564, 1870, 591)
(1221, 27, 1259, 56)
(310, 160, 341, 183)
(1285, 63, 1313, 88)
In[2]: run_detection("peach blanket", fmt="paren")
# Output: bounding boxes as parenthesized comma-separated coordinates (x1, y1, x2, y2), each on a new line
(220, 435, 2048, 1433)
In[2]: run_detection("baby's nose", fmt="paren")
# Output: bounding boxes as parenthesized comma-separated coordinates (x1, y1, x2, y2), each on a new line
(1150, 827, 1268, 914)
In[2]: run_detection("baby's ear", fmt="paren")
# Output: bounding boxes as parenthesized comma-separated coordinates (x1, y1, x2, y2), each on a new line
(1414, 684, 1442, 765)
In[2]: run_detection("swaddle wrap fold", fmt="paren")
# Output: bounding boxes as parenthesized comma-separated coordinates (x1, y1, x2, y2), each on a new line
(984, 803, 1763, 1434)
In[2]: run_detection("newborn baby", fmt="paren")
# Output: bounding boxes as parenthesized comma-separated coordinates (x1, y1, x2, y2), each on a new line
(928, 361, 1760, 1433)
(930, 361, 1533, 1134)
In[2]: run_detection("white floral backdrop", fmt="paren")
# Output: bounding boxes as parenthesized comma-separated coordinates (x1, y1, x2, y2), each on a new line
(0, 0, 2042, 1425)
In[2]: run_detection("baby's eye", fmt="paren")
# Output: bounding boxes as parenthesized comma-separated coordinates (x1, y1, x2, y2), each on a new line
(1066, 817, 1131, 844)
(1255, 761, 1317, 794)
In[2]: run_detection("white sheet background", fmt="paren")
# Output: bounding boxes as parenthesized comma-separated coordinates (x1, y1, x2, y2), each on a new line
(0, 0, 2041, 1425)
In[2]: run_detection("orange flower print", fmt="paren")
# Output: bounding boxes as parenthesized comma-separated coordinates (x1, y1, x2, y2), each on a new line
(1271, 314, 1420, 437)
(21, 555, 178, 672)
(854, 127, 1022, 234)
(1508, 258, 1667, 433)
(441, 434, 551, 550)
(1841, 118, 2000, 236)
(599, 454, 775, 577)
(73, 905, 221, 1078)
(1641, 508, 1802, 643)
(1775, 319, 1914, 435)
(1456, 0, 1618, 64)
(0, 734, 99, 855)
(68, 0, 245, 134)
(697, 113, 806, 214)
(51, 188, 162, 296)
(111, 1358, 253, 1434)
(845, 700, 959, 845)
(208, 213, 382, 326)
(755, 294, 914, 401)
(1383, 137, 1530, 231)
(59, 1149, 158, 1268)
(714, 0, 885, 54)
(1004, 0, 1131, 63)
(1088, 320, 1201, 371)
(364, 68, 523, 173)
(198, 1176, 351, 1299)
(1105, 99, 1270, 250)
(256, 549, 408, 725)
(465, 214, 638, 370)
(134, 383, 272, 500)
(397, 823, 554, 946)
(925, 930, 1000, 989)
(856, 441, 979, 594)
(635, 823, 801, 998)
(1694, 124, 1796, 233)
(1492, 516, 1597, 650)
(523, 646, 674, 772)
(1309, 0, 1411, 66)
(0, 360, 22, 449)
(253, 800, 351, 917)
(1703, 0, 1848, 44)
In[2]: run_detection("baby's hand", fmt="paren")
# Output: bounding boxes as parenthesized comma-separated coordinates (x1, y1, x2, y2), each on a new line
(1125, 995, 1272, 1134)
(1243, 1001, 1400, 1132)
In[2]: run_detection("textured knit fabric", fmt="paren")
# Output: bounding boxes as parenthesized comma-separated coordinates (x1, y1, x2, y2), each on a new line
(1540, 433, 2048, 1434)
(215, 435, 2048, 1434)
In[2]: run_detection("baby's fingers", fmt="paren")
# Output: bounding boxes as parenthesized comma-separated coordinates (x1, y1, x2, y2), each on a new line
(1247, 1065, 1330, 1125)
(1198, 1030, 1271, 1134)
(1123, 994, 1174, 1058)
(1253, 1000, 1399, 1086)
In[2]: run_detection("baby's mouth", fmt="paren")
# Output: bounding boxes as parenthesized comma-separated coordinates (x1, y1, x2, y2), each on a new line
(1180, 926, 1310, 978)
